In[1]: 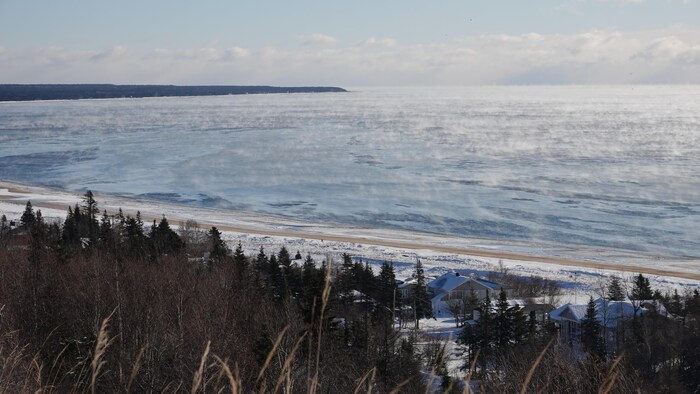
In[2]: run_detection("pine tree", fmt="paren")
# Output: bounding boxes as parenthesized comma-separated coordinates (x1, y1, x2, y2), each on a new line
(668, 289, 685, 317)
(474, 293, 494, 367)
(99, 210, 112, 244)
(278, 246, 292, 270)
(0, 214, 7, 232)
(268, 254, 286, 298)
(208, 227, 229, 263)
(378, 262, 397, 310)
(255, 246, 268, 272)
(20, 201, 36, 227)
(123, 215, 146, 255)
(580, 297, 605, 358)
(150, 216, 183, 256)
(81, 190, 99, 239)
(494, 288, 513, 351)
(631, 274, 653, 300)
(411, 260, 433, 329)
(233, 241, 248, 274)
(607, 276, 625, 301)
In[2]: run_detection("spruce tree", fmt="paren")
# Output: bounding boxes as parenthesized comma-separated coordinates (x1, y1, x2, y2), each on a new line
(0, 214, 7, 232)
(255, 246, 268, 272)
(494, 288, 513, 351)
(20, 201, 36, 227)
(99, 210, 112, 244)
(233, 241, 248, 274)
(208, 227, 229, 263)
(378, 262, 397, 310)
(81, 190, 99, 239)
(580, 297, 605, 358)
(668, 289, 684, 317)
(607, 276, 625, 301)
(474, 292, 494, 367)
(411, 260, 433, 329)
(631, 274, 653, 300)
(150, 216, 182, 255)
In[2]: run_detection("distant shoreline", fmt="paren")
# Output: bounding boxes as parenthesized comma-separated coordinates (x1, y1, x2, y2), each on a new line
(0, 84, 347, 102)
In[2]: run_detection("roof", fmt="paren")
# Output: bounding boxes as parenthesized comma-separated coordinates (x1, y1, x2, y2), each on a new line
(427, 272, 509, 292)
(427, 272, 469, 292)
(474, 278, 507, 290)
(549, 298, 650, 328)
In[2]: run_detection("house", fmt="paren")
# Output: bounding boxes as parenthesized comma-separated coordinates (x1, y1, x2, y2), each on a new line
(397, 276, 436, 300)
(427, 272, 511, 316)
(549, 298, 659, 350)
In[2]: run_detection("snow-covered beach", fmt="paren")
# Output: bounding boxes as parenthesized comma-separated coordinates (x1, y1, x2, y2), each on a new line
(2, 180, 698, 301)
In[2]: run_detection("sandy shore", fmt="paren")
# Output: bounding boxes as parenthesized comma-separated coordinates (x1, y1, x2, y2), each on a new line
(1, 180, 698, 282)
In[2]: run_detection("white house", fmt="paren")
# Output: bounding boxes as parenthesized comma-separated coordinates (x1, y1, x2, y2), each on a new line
(427, 272, 511, 316)
(549, 298, 664, 349)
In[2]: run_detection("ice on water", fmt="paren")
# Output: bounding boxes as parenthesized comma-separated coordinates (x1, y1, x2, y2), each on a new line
(1, 86, 699, 258)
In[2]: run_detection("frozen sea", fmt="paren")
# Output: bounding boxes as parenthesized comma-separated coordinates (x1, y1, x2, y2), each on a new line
(1, 86, 699, 259)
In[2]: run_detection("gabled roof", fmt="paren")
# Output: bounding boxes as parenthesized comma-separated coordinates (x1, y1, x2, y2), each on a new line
(427, 272, 469, 292)
(427, 272, 509, 293)
(549, 298, 649, 328)
(474, 278, 507, 290)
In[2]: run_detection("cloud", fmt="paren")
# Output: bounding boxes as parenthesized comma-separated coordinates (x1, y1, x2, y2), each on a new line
(597, 0, 645, 4)
(1, 27, 698, 85)
(633, 36, 700, 64)
(359, 37, 397, 48)
(301, 34, 338, 46)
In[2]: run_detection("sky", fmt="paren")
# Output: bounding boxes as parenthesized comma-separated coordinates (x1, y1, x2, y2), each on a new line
(1, 0, 699, 85)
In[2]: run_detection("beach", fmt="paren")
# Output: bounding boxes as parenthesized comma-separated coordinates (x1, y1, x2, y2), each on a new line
(2, 180, 698, 295)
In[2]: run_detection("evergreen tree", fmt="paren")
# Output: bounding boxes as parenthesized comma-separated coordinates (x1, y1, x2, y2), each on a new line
(233, 241, 248, 274)
(62, 206, 79, 247)
(150, 216, 183, 256)
(607, 276, 625, 301)
(511, 304, 529, 345)
(81, 190, 99, 239)
(20, 201, 36, 227)
(667, 289, 685, 317)
(335, 253, 357, 303)
(208, 227, 229, 263)
(580, 297, 605, 358)
(0, 214, 7, 232)
(300, 254, 324, 322)
(255, 246, 268, 272)
(471, 293, 495, 368)
(99, 210, 112, 245)
(294, 250, 302, 260)
(411, 260, 433, 329)
(494, 288, 513, 351)
(267, 254, 287, 299)
(687, 290, 700, 316)
(377, 262, 397, 310)
(123, 215, 146, 256)
(277, 246, 292, 270)
(631, 274, 653, 300)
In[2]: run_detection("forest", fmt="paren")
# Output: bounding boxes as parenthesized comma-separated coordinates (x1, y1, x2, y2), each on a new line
(0, 192, 699, 393)
(0, 84, 347, 102)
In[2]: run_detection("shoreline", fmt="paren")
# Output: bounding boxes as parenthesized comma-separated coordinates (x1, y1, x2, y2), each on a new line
(1, 180, 698, 282)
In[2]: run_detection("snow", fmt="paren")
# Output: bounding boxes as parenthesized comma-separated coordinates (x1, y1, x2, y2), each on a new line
(2, 182, 699, 304)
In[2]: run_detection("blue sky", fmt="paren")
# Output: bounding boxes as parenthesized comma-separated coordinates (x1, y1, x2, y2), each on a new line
(1, 1, 699, 85)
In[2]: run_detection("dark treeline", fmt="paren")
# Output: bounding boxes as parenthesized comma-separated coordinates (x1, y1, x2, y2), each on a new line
(456, 272, 700, 393)
(1, 193, 699, 393)
(0, 193, 424, 393)
(0, 84, 347, 102)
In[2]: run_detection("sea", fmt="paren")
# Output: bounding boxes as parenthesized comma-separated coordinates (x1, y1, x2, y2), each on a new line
(1, 86, 699, 259)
